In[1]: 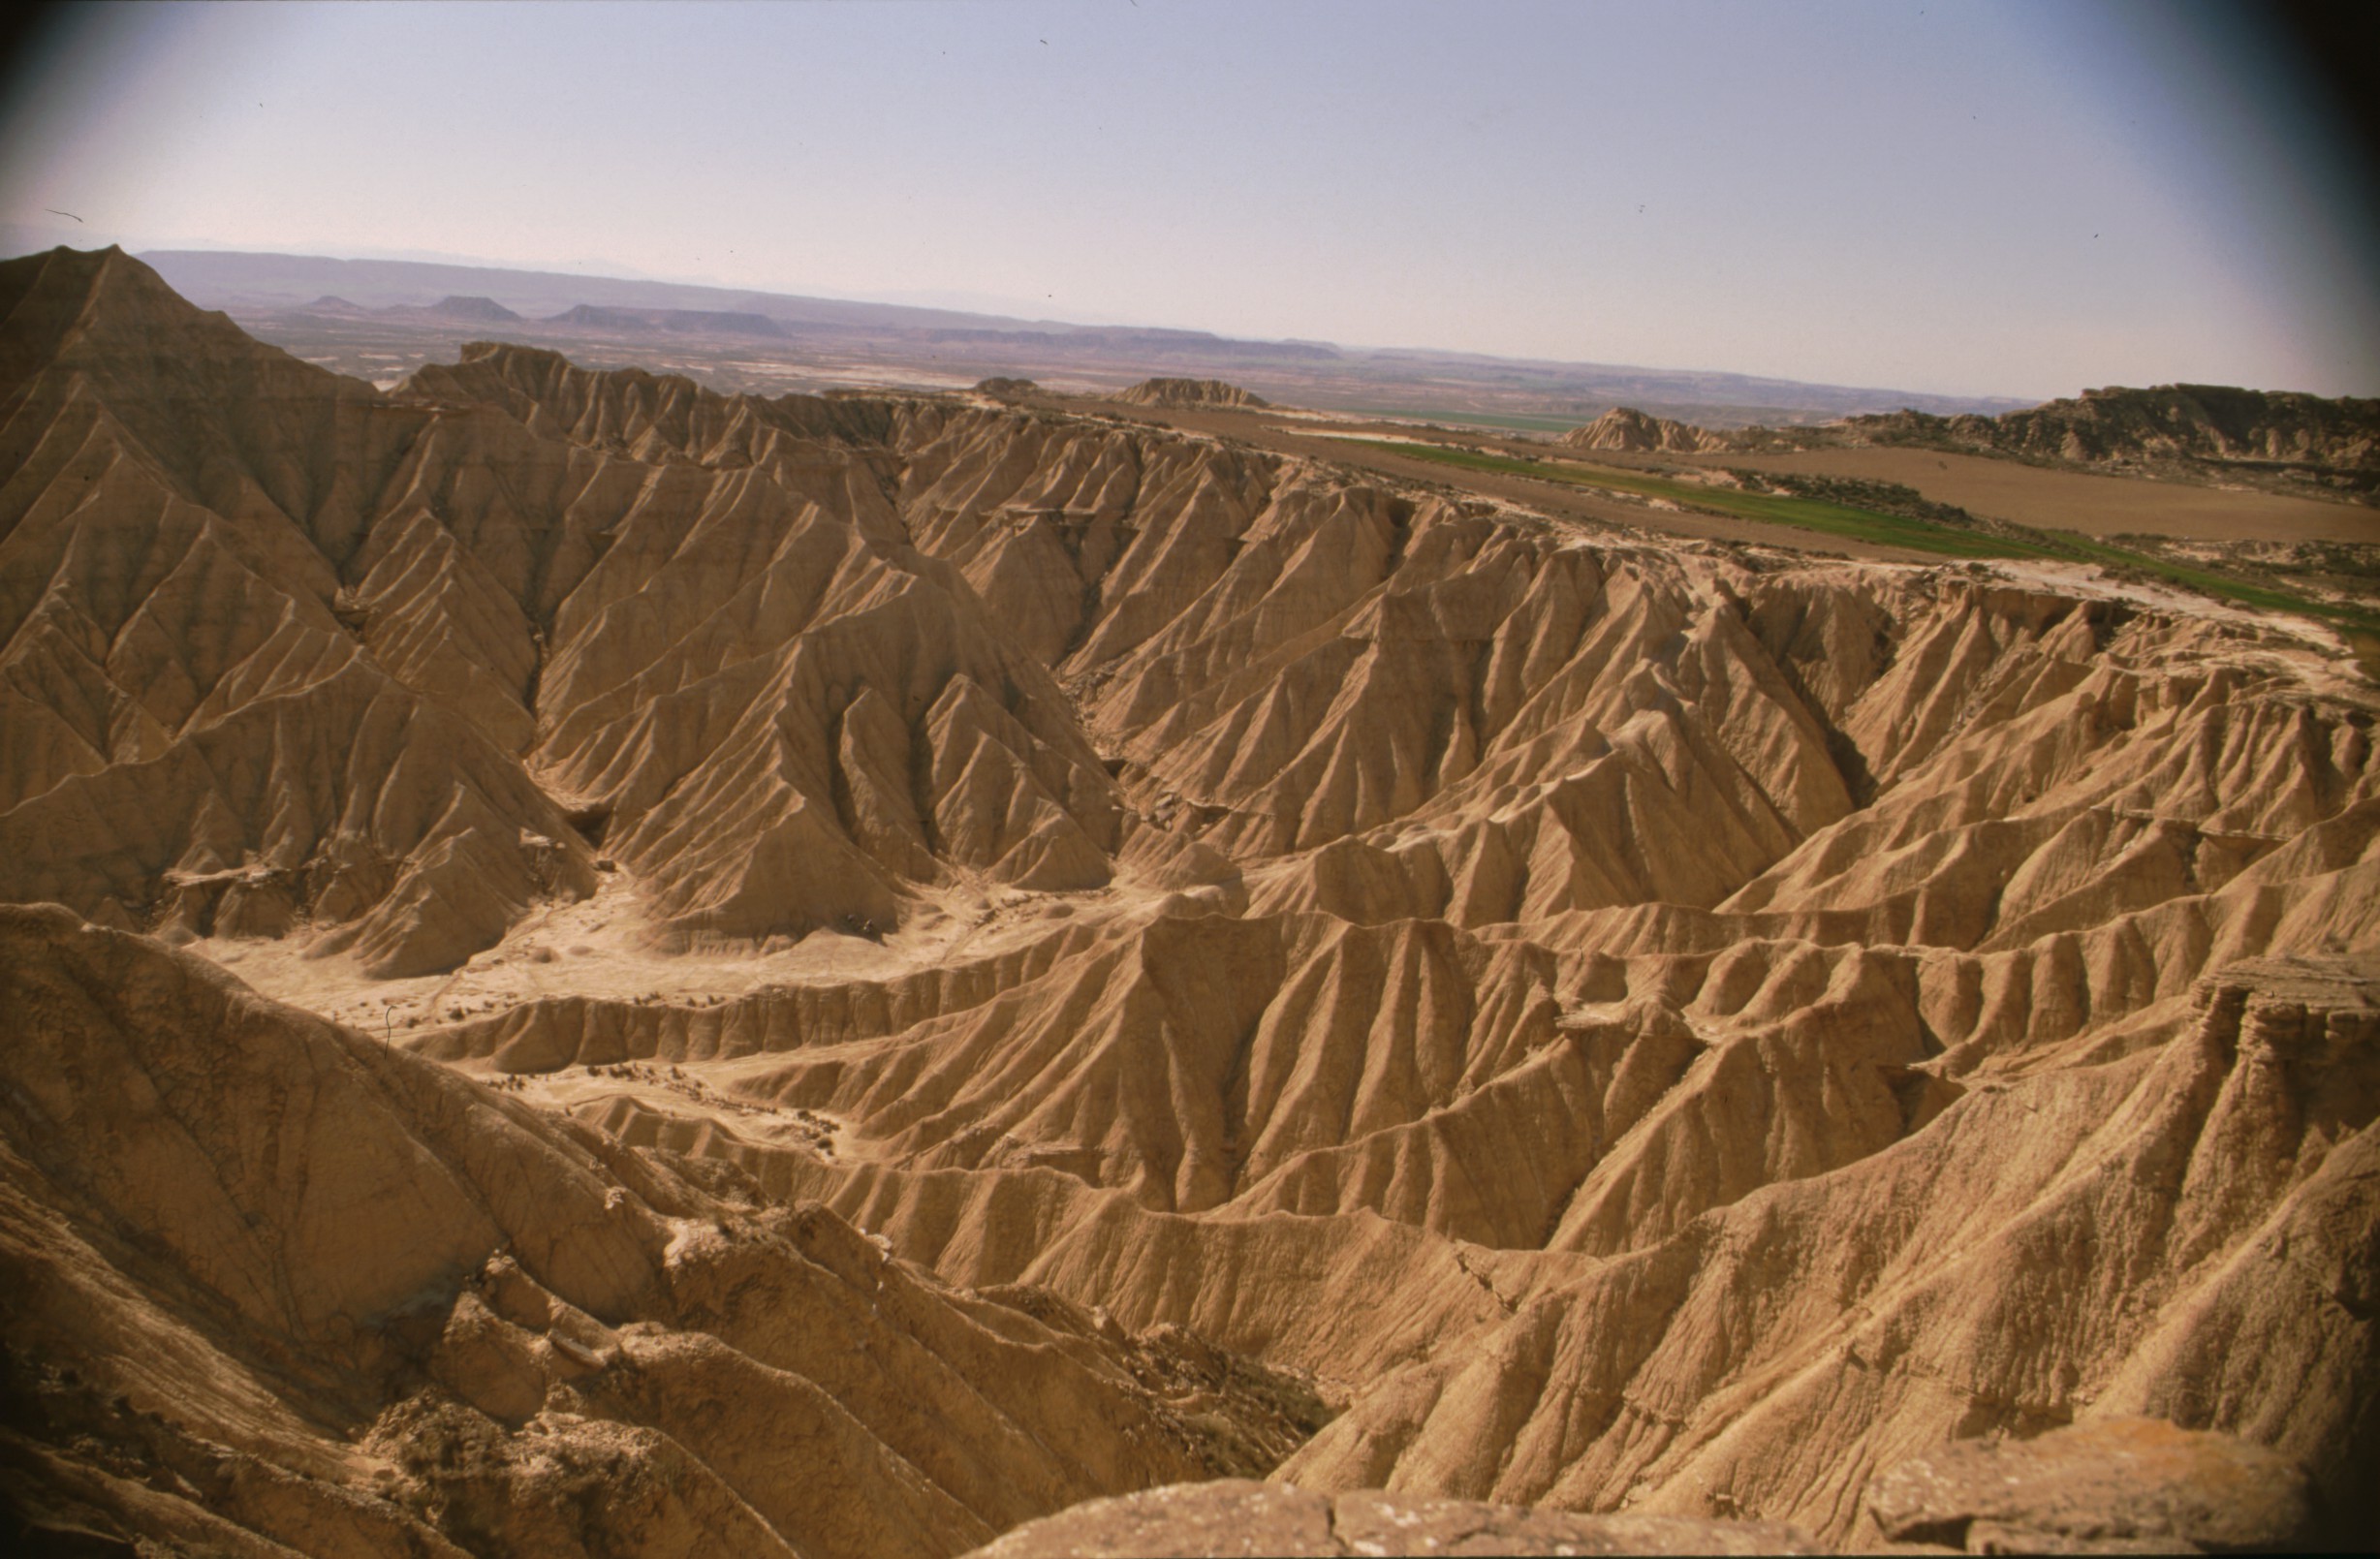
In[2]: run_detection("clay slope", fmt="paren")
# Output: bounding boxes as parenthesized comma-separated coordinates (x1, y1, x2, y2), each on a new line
(0, 248, 594, 977)
(0, 247, 1894, 968)
(6, 246, 2380, 1550)
(1280, 954, 2379, 1529)
(0, 904, 1320, 1558)
(417, 551, 2380, 1536)
(0, 248, 1146, 965)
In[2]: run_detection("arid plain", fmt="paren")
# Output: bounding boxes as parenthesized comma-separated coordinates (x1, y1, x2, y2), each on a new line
(3, 247, 2376, 1555)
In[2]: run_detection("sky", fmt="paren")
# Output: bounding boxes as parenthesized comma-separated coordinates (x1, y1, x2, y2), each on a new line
(1, 0, 2374, 401)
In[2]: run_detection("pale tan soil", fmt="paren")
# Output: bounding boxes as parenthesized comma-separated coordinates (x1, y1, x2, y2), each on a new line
(5, 247, 2377, 1556)
(1684, 445, 2379, 542)
(204, 870, 1099, 1040)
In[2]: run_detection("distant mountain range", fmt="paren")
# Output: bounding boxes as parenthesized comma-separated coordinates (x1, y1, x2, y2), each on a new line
(141, 247, 1048, 331)
(128, 246, 2036, 427)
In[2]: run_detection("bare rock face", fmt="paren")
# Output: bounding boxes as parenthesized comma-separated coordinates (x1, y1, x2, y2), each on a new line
(1860, 1419, 2320, 1553)
(962, 1481, 1819, 1558)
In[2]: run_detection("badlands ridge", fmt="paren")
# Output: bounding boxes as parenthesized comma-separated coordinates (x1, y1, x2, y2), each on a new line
(1561, 385, 2380, 505)
(1, 247, 2375, 1553)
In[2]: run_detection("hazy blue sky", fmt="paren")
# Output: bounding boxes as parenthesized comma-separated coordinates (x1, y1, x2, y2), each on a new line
(2, 0, 2373, 399)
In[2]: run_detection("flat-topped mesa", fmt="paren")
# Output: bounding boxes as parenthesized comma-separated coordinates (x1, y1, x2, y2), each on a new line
(1111, 375, 1269, 408)
(423, 294, 522, 322)
(1558, 404, 1722, 452)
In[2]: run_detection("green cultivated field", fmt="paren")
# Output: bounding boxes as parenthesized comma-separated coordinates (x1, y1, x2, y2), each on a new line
(1336, 409, 1603, 435)
(1349, 438, 2380, 632)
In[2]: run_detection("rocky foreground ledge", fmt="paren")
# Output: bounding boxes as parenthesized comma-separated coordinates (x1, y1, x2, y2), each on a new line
(964, 1420, 2325, 1557)
(964, 1481, 1815, 1557)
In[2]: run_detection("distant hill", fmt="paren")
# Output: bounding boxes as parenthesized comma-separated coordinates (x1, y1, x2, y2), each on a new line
(1558, 406, 1720, 453)
(1844, 384, 2379, 474)
(139, 247, 1074, 331)
(1561, 387, 2380, 503)
(1112, 377, 1270, 409)
(423, 294, 521, 323)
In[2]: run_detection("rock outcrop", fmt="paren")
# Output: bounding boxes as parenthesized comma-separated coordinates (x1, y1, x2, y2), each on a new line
(1857, 1418, 2322, 1553)
(1559, 406, 1721, 453)
(1112, 377, 1269, 409)
(1856, 1419, 2323, 1551)
(962, 1481, 1819, 1557)
(969, 1420, 2328, 1557)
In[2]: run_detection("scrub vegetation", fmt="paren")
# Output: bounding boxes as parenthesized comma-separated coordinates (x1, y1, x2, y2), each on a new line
(1354, 437, 2380, 631)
